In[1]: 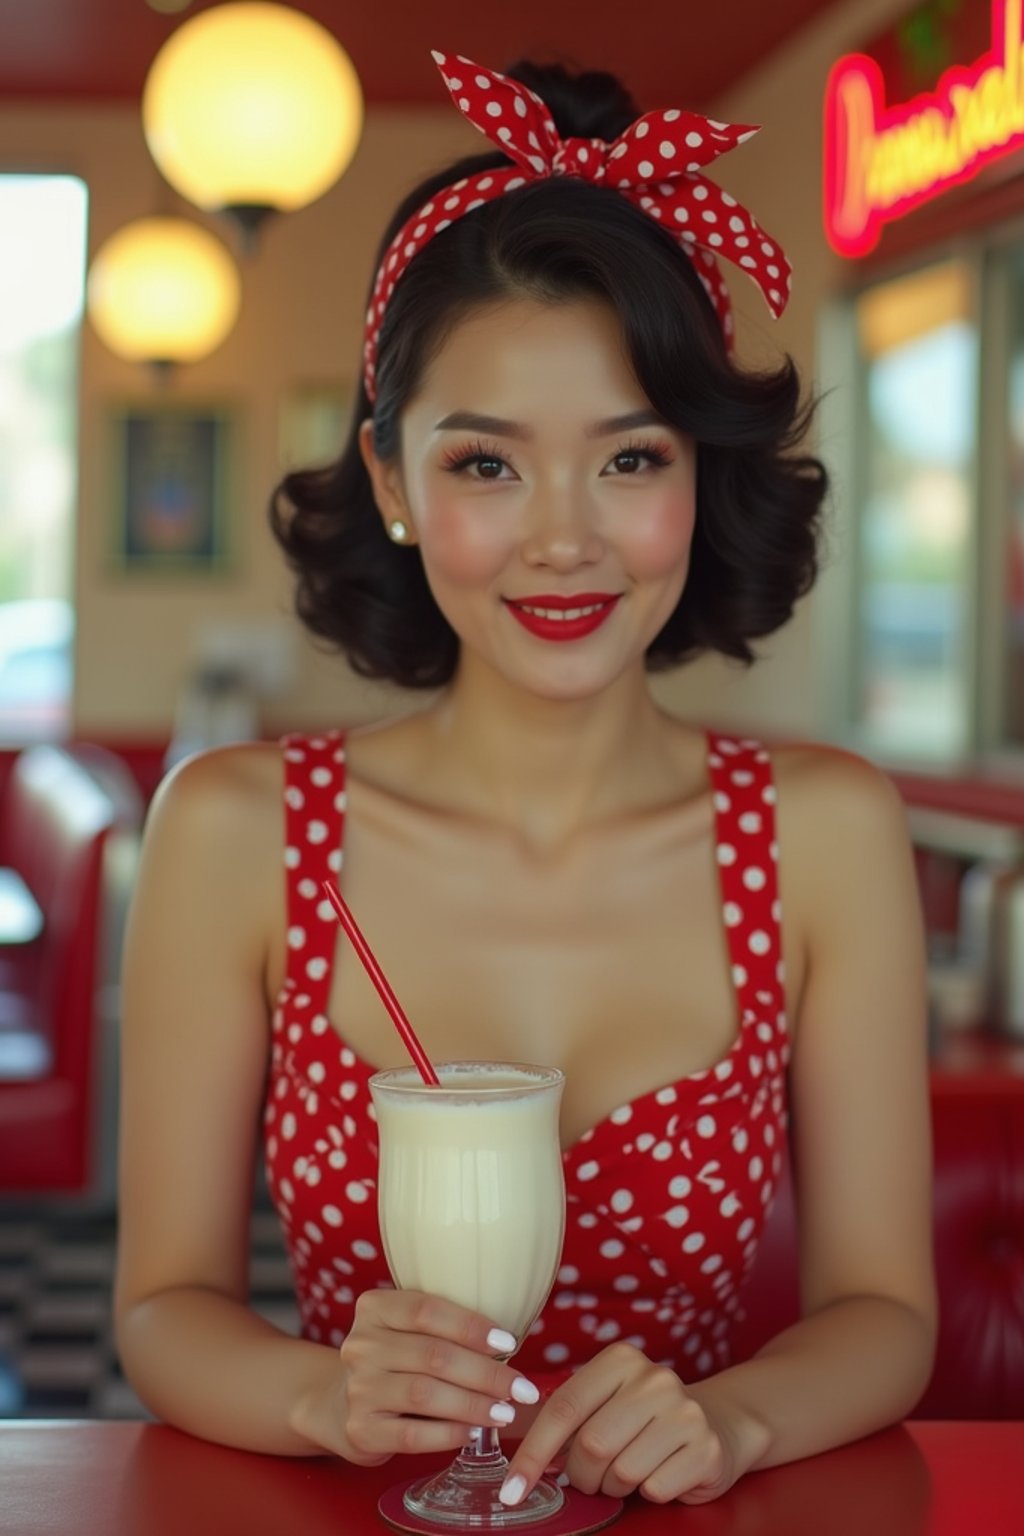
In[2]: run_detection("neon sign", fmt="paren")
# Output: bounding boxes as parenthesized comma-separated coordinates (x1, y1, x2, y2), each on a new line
(824, 0, 1024, 257)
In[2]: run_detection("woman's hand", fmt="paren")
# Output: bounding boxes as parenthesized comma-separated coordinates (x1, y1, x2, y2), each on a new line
(498, 1343, 762, 1507)
(291, 1288, 540, 1465)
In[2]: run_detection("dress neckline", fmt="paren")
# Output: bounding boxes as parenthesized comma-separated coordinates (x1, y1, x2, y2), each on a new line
(276, 726, 783, 1159)
(287, 996, 764, 1161)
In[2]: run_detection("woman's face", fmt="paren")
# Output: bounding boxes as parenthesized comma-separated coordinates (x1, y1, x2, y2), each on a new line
(363, 296, 698, 702)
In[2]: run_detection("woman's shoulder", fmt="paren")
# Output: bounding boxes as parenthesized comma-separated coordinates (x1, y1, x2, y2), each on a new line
(141, 743, 296, 889)
(129, 744, 293, 974)
(767, 740, 913, 937)
(707, 729, 906, 842)
(152, 740, 286, 819)
(768, 738, 906, 832)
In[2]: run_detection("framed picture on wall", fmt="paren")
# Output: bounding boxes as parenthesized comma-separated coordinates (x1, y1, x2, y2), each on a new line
(109, 405, 235, 573)
(278, 383, 354, 471)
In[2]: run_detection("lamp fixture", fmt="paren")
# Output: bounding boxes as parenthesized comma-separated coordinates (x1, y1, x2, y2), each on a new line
(142, 1, 364, 247)
(87, 216, 241, 367)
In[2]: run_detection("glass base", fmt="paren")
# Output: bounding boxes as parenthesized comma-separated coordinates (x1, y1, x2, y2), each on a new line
(403, 1444, 564, 1529)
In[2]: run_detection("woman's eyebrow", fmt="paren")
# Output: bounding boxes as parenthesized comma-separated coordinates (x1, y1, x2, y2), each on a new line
(432, 409, 668, 440)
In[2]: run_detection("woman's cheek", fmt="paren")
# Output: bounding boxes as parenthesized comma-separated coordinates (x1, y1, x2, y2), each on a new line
(418, 497, 513, 585)
(620, 491, 697, 579)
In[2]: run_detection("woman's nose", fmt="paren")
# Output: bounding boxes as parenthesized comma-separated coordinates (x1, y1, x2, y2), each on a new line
(520, 485, 604, 569)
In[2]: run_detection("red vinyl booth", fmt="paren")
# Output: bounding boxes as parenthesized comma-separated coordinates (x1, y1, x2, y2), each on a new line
(0, 746, 126, 1193)
(733, 1068, 1024, 1419)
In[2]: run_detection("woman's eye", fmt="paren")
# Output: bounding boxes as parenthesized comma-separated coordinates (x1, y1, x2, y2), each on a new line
(607, 444, 674, 474)
(441, 443, 513, 479)
(471, 457, 507, 479)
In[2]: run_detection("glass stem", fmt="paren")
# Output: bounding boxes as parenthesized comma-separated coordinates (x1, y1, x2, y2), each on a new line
(456, 1424, 508, 1472)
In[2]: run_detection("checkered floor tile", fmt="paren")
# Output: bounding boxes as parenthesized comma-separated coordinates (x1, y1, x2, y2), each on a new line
(0, 1200, 298, 1419)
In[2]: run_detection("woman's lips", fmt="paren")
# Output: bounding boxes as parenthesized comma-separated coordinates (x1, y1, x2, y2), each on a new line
(502, 595, 622, 643)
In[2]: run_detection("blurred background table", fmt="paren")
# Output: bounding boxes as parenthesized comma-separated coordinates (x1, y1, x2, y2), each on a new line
(1, 1419, 1021, 1536)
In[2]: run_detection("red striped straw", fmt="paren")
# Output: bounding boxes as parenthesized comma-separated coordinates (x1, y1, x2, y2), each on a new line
(321, 880, 441, 1086)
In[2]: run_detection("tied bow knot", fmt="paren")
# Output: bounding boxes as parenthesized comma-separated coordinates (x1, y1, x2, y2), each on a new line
(361, 51, 793, 402)
(550, 138, 609, 180)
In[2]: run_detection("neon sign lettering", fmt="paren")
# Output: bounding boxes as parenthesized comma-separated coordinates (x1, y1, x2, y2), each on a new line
(824, 0, 1024, 256)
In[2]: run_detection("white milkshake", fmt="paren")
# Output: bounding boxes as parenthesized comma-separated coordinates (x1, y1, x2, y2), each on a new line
(370, 1062, 565, 1343)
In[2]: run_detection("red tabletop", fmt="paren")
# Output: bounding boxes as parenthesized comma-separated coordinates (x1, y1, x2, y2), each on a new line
(1, 1420, 1021, 1536)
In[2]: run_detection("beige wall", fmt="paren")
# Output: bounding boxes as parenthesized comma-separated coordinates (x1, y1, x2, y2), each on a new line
(649, 0, 915, 737)
(1, 0, 912, 741)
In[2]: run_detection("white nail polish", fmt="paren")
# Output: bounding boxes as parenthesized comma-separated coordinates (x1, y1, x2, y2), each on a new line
(510, 1377, 540, 1405)
(499, 1474, 527, 1507)
(489, 1402, 516, 1425)
(486, 1328, 517, 1354)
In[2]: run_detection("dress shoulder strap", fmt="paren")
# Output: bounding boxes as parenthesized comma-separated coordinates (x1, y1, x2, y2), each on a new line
(705, 731, 785, 1020)
(279, 729, 348, 1014)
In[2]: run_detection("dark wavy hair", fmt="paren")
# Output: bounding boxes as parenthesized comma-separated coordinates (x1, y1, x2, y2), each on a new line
(270, 58, 829, 689)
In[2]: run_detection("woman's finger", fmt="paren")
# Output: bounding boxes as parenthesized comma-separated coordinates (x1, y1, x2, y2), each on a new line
(358, 1288, 518, 1358)
(561, 1400, 658, 1497)
(587, 1418, 693, 1500)
(378, 1371, 523, 1431)
(388, 1335, 539, 1409)
(354, 1290, 540, 1405)
(498, 1356, 637, 1507)
(637, 1436, 728, 1505)
(502, 1347, 679, 1504)
(356, 1406, 472, 1456)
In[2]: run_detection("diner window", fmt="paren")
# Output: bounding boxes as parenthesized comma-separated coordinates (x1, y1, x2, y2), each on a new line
(850, 260, 978, 763)
(821, 223, 1024, 768)
(0, 174, 87, 741)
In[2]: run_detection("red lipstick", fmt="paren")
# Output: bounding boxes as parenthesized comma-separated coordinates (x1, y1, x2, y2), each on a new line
(502, 593, 622, 643)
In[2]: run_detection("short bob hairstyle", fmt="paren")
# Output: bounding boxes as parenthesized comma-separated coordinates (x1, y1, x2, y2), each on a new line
(270, 59, 829, 690)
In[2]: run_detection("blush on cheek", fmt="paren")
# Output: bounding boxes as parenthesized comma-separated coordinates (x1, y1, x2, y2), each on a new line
(622, 494, 697, 579)
(418, 499, 511, 585)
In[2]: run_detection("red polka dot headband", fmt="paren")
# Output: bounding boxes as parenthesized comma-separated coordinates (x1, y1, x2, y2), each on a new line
(362, 51, 793, 402)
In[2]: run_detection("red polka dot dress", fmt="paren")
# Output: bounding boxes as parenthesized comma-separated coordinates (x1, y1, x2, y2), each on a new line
(263, 729, 790, 1389)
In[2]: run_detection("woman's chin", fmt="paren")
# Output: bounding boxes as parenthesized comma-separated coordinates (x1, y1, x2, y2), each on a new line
(499, 656, 642, 705)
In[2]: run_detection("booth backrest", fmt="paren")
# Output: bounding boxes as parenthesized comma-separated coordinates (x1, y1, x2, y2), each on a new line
(731, 1075, 1024, 1419)
(0, 746, 125, 1191)
(1, 748, 117, 1058)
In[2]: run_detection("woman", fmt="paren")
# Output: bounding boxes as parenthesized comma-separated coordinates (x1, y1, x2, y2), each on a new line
(115, 50, 936, 1509)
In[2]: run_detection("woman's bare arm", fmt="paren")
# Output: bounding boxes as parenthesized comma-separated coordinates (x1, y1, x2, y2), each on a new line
(114, 746, 537, 1458)
(114, 745, 345, 1452)
(686, 747, 938, 1469)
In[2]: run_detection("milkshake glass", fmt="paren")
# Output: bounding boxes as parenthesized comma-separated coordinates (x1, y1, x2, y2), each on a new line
(370, 1061, 566, 1528)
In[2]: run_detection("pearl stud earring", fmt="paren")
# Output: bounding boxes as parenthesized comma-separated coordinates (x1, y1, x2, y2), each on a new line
(388, 520, 408, 543)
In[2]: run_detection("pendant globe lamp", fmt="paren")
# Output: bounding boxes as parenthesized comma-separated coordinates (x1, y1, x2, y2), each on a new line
(87, 216, 242, 371)
(142, 2, 364, 249)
